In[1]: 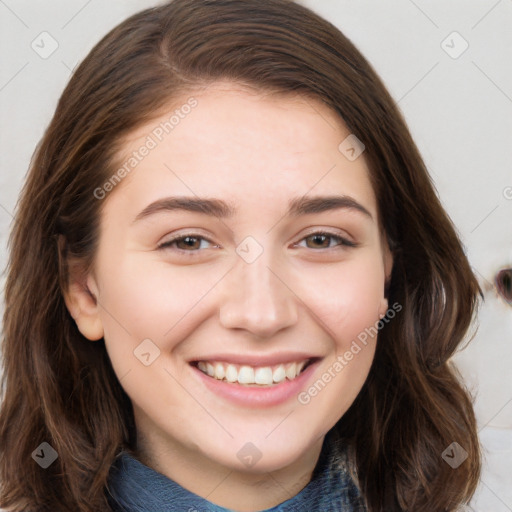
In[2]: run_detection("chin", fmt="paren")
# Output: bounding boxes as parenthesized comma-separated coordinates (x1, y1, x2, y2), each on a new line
(198, 428, 321, 474)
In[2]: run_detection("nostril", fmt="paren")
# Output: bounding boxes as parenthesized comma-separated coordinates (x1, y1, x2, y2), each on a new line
(495, 268, 512, 304)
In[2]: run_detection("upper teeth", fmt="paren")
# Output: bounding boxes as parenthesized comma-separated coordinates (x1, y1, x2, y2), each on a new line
(196, 360, 309, 386)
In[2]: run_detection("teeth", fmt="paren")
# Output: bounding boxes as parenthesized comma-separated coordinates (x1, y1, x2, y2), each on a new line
(195, 359, 310, 385)
(255, 367, 273, 385)
(214, 363, 225, 380)
(285, 362, 297, 380)
(296, 360, 307, 374)
(225, 364, 238, 383)
(272, 365, 286, 383)
(238, 366, 255, 384)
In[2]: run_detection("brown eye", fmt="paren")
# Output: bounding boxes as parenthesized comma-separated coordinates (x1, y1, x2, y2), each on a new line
(299, 231, 356, 250)
(496, 268, 512, 304)
(175, 236, 201, 250)
(306, 234, 332, 249)
(158, 234, 215, 253)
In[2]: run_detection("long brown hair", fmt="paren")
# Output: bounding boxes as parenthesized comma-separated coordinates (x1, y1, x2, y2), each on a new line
(0, 0, 481, 510)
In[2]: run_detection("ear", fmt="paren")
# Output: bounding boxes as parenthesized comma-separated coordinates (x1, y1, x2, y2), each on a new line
(63, 270, 104, 341)
(379, 236, 394, 317)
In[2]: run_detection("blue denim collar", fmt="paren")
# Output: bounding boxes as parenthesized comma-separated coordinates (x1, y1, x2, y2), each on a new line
(106, 433, 367, 512)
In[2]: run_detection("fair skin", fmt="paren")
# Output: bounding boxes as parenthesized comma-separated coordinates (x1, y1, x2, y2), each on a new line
(65, 82, 392, 511)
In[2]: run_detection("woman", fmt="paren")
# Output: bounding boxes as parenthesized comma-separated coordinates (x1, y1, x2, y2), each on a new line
(0, 0, 481, 510)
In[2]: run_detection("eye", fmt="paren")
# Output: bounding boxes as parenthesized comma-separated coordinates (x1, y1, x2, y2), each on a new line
(157, 234, 217, 253)
(295, 231, 357, 250)
(496, 268, 512, 304)
(157, 230, 357, 255)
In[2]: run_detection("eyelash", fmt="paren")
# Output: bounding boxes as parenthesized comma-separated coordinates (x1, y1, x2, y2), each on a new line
(295, 231, 358, 249)
(157, 231, 357, 255)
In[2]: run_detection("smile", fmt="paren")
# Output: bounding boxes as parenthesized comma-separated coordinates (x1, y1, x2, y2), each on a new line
(194, 359, 312, 386)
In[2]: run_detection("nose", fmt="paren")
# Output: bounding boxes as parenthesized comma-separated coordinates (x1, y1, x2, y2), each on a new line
(218, 251, 299, 338)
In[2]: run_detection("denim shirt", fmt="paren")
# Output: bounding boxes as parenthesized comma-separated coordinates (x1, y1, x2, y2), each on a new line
(106, 434, 368, 512)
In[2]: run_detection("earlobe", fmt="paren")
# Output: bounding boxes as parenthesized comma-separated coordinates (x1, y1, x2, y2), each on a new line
(63, 276, 104, 341)
(379, 297, 389, 318)
(380, 238, 394, 317)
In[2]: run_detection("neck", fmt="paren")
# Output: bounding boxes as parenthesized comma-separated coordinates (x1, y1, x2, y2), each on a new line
(133, 420, 325, 511)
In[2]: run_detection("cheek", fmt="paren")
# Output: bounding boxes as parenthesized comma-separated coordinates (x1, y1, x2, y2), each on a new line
(296, 254, 386, 345)
(295, 258, 385, 427)
(98, 255, 228, 352)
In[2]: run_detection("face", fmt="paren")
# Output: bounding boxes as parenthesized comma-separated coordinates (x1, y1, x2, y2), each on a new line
(68, 82, 392, 475)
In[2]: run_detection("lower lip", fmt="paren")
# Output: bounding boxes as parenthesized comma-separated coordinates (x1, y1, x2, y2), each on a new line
(190, 360, 321, 408)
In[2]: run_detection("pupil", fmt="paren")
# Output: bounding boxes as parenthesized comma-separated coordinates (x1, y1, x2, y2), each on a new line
(182, 236, 198, 249)
(311, 235, 328, 248)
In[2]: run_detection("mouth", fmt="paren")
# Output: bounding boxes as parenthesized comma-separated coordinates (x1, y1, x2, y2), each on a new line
(191, 358, 316, 387)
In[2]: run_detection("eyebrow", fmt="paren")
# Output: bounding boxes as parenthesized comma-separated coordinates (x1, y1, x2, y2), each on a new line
(132, 194, 373, 224)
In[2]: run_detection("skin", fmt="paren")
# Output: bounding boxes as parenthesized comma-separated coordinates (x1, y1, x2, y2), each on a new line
(65, 82, 393, 511)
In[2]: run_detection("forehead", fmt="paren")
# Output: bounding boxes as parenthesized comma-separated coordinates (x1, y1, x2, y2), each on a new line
(106, 82, 378, 220)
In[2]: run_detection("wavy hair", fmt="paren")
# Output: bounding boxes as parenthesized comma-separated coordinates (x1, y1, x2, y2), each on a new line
(0, 0, 481, 510)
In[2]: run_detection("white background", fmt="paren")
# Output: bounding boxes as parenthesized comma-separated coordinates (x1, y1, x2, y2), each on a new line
(0, 1, 511, 510)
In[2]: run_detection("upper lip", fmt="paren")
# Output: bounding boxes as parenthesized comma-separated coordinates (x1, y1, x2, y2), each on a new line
(189, 352, 321, 367)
